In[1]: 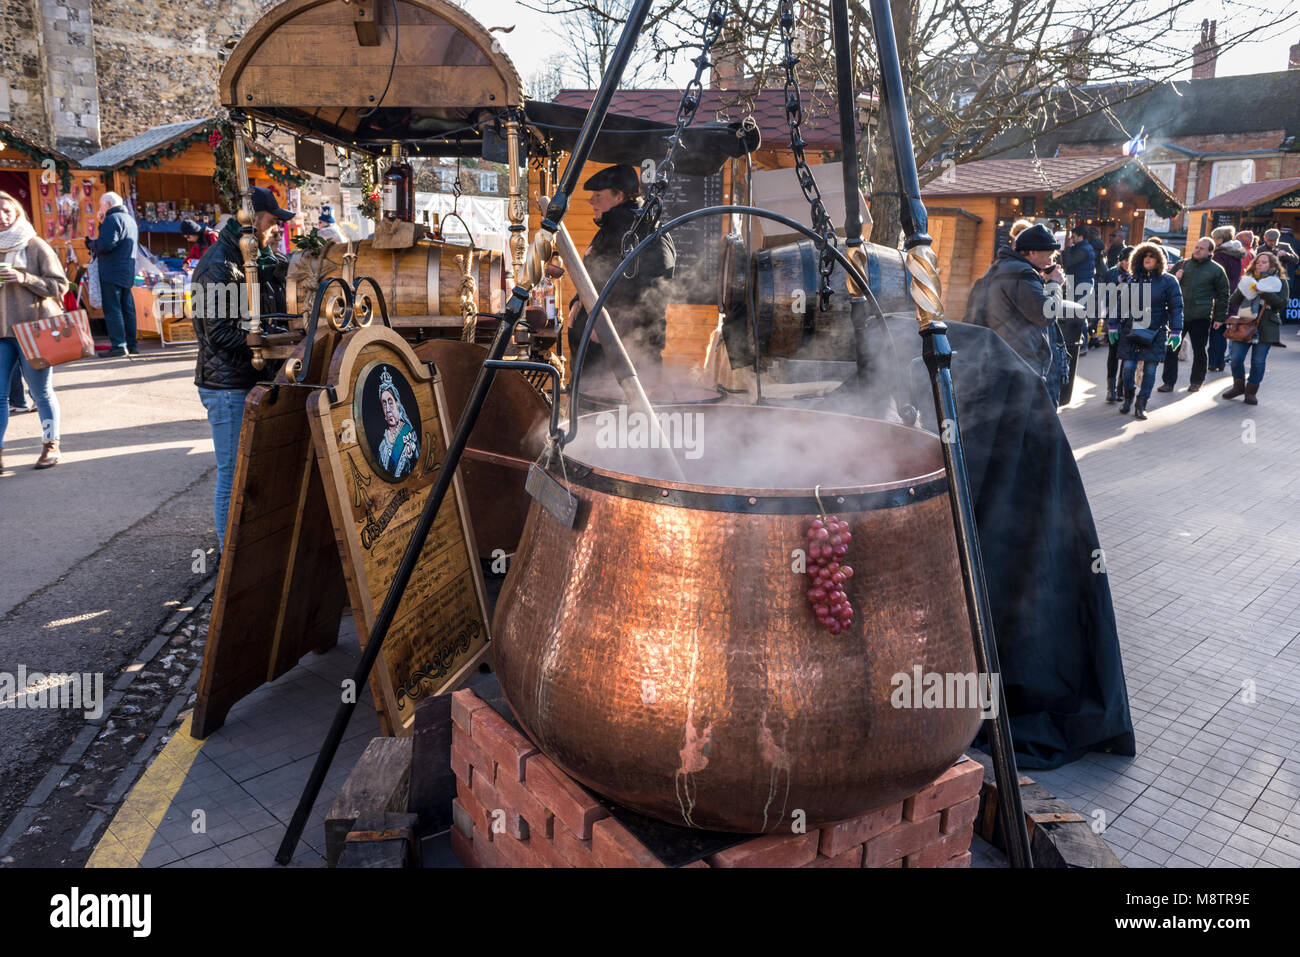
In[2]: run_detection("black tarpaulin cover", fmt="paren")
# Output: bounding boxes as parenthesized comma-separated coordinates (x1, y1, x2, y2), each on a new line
(522, 101, 760, 177)
(824, 314, 1137, 770)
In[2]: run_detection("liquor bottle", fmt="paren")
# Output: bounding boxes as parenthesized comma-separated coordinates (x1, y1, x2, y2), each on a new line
(382, 144, 414, 222)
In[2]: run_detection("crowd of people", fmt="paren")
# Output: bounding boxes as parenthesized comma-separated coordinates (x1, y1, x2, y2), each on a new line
(965, 217, 1295, 417)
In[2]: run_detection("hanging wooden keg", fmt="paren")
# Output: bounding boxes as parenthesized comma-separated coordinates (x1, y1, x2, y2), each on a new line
(286, 240, 504, 319)
(720, 237, 912, 365)
(491, 404, 983, 834)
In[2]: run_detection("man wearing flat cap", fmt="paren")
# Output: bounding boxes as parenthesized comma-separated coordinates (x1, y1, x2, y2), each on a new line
(964, 222, 1072, 402)
(566, 164, 676, 372)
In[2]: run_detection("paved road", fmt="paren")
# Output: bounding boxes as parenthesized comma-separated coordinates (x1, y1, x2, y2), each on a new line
(1044, 335, 1300, 867)
(0, 343, 219, 834)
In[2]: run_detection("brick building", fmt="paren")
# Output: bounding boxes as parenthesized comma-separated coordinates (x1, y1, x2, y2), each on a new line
(993, 25, 1300, 244)
(0, 0, 274, 157)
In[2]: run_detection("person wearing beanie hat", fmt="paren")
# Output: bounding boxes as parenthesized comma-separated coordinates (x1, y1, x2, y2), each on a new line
(180, 218, 219, 265)
(316, 205, 346, 243)
(964, 222, 1072, 403)
(565, 164, 675, 372)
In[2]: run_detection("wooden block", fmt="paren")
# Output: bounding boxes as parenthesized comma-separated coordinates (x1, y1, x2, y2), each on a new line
(326, 736, 412, 868)
(337, 811, 419, 869)
(903, 759, 983, 822)
(818, 801, 903, 858)
(409, 694, 454, 833)
(525, 755, 609, 840)
(1030, 821, 1125, 868)
(591, 818, 665, 868)
(472, 706, 538, 782)
(864, 814, 941, 868)
(706, 833, 819, 869)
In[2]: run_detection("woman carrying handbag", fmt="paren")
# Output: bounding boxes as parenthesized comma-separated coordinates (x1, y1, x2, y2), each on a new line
(1220, 250, 1288, 406)
(0, 190, 68, 471)
(1112, 242, 1183, 420)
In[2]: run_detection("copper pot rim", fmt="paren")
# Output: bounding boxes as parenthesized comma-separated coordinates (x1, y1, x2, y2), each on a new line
(555, 406, 949, 513)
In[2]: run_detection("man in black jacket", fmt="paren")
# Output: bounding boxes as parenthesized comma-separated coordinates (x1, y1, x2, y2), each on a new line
(963, 223, 1069, 402)
(566, 164, 676, 379)
(191, 186, 293, 550)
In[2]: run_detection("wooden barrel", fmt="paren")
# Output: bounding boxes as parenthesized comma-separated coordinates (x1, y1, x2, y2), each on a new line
(287, 239, 504, 320)
(722, 238, 911, 363)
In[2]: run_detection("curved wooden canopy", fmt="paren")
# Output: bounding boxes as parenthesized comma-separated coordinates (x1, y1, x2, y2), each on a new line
(219, 0, 523, 149)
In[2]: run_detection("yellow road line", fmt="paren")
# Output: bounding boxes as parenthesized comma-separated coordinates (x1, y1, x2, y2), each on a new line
(86, 715, 204, 868)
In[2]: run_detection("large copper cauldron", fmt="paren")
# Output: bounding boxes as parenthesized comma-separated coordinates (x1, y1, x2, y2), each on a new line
(491, 405, 982, 833)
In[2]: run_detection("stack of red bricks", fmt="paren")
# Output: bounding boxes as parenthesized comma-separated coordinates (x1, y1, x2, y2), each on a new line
(449, 687, 982, 868)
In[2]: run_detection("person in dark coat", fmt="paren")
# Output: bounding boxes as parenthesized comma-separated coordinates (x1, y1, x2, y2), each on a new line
(566, 164, 676, 379)
(1104, 228, 1127, 270)
(963, 223, 1068, 402)
(1061, 225, 1096, 295)
(1101, 245, 1134, 402)
(191, 187, 294, 551)
(1220, 250, 1289, 406)
(86, 191, 139, 357)
(1113, 242, 1183, 420)
(1162, 237, 1229, 393)
(180, 219, 219, 265)
(824, 316, 1136, 770)
(1209, 225, 1246, 370)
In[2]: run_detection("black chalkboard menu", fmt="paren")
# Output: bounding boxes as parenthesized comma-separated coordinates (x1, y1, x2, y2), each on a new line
(656, 170, 725, 304)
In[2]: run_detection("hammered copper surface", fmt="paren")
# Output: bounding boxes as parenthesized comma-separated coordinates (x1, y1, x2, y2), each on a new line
(492, 406, 982, 833)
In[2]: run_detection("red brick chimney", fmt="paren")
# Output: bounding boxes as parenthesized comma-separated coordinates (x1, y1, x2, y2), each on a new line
(1066, 28, 1090, 85)
(711, 28, 745, 89)
(1289, 34, 1300, 69)
(1192, 19, 1219, 80)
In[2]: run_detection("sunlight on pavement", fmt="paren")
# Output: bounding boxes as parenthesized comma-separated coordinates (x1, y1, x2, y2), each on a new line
(1070, 375, 1235, 462)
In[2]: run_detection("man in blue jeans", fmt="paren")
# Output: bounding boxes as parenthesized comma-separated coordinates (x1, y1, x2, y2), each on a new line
(190, 187, 294, 551)
(87, 191, 140, 357)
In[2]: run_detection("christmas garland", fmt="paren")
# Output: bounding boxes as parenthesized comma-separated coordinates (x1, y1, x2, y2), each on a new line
(122, 119, 309, 203)
(0, 133, 72, 192)
(357, 157, 380, 221)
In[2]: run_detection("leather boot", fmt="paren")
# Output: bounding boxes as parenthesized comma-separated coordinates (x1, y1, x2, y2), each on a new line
(1188, 382, 1202, 392)
(1222, 377, 1246, 399)
(1106, 384, 1118, 402)
(34, 441, 59, 470)
(1244, 383, 1259, 406)
(1119, 390, 1134, 414)
(1134, 397, 1149, 420)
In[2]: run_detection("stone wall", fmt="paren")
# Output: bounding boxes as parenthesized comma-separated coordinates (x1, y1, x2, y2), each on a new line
(90, 0, 273, 146)
(39, 0, 98, 155)
(0, 0, 50, 141)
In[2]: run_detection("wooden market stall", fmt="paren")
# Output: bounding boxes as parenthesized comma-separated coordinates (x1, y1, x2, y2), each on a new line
(77, 118, 308, 341)
(921, 154, 1183, 319)
(0, 120, 96, 286)
(1183, 176, 1300, 256)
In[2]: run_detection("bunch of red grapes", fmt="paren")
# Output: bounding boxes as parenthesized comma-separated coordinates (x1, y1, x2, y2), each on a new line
(805, 514, 854, 634)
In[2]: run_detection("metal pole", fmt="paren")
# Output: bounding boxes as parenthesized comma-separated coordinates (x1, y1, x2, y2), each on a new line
(276, 0, 659, 865)
(867, 0, 1032, 868)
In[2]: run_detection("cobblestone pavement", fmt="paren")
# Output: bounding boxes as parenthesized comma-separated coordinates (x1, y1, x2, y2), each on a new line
(1036, 340, 1300, 868)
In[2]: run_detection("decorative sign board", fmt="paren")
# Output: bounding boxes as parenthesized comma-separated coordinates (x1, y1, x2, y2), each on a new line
(308, 326, 490, 734)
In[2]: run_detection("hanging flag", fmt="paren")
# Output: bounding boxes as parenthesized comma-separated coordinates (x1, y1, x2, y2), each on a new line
(1122, 128, 1147, 156)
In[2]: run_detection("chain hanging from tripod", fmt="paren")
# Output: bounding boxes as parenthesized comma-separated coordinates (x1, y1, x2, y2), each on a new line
(779, 0, 838, 314)
(620, 0, 729, 276)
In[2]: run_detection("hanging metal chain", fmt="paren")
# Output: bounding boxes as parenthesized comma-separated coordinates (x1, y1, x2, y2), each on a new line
(620, 0, 729, 273)
(779, 0, 837, 313)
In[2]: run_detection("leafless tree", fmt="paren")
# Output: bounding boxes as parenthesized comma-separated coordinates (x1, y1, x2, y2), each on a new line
(519, 0, 681, 87)
(523, 0, 1296, 244)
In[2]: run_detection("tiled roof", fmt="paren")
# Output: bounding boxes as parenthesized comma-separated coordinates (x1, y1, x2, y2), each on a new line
(0, 120, 75, 165)
(78, 119, 211, 170)
(554, 87, 853, 150)
(921, 154, 1129, 196)
(1188, 177, 1300, 211)
(988, 70, 1300, 159)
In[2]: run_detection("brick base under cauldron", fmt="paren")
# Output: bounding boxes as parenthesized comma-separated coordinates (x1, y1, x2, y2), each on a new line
(448, 688, 982, 868)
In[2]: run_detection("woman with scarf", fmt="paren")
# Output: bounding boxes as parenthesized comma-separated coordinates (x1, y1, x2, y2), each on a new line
(1113, 242, 1183, 420)
(0, 191, 68, 471)
(1220, 250, 1288, 406)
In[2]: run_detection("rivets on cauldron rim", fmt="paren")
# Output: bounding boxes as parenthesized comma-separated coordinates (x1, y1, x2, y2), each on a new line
(748, 497, 758, 506)
(909, 487, 916, 496)
(836, 496, 845, 505)
(661, 489, 670, 497)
